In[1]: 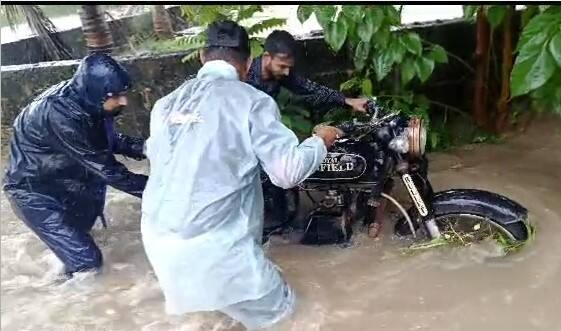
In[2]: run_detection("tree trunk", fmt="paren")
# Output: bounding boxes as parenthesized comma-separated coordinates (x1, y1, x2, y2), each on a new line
(473, 7, 491, 129)
(495, 6, 514, 133)
(152, 5, 173, 39)
(79, 5, 114, 54)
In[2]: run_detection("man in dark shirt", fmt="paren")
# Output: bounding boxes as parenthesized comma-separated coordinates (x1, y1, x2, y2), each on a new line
(249, 30, 369, 241)
(246, 30, 368, 115)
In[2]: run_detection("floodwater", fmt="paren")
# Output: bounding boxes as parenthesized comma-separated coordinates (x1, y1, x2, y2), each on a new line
(1, 116, 560, 331)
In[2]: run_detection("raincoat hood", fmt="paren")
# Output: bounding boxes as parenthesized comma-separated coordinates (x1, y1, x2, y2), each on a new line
(67, 53, 131, 116)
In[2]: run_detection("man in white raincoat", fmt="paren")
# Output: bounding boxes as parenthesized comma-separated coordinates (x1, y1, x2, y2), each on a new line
(141, 21, 341, 329)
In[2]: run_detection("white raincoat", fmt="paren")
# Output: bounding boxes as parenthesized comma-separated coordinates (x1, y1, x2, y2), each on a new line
(141, 60, 326, 327)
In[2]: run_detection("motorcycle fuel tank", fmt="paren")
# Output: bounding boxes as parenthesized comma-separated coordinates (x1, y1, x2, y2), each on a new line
(308, 152, 367, 181)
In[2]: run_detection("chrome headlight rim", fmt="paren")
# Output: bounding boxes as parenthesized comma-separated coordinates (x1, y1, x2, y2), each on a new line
(408, 117, 426, 158)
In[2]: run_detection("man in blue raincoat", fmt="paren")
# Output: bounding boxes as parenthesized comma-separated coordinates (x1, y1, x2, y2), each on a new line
(3, 53, 148, 277)
(141, 21, 340, 329)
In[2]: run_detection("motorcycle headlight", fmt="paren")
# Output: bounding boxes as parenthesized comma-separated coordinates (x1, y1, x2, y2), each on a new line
(408, 117, 426, 158)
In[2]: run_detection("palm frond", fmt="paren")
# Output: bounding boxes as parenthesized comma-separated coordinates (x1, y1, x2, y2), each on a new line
(246, 18, 286, 36)
(236, 5, 263, 22)
(4, 5, 72, 61)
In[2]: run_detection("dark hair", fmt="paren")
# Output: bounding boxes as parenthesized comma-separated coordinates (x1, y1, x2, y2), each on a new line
(202, 46, 249, 65)
(203, 20, 250, 65)
(264, 30, 297, 58)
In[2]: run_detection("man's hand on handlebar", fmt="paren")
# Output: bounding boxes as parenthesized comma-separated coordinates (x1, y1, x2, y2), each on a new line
(313, 125, 344, 149)
(345, 98, 368, 113)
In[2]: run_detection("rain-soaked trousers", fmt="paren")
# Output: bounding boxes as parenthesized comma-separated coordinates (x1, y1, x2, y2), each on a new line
(3, 54, 147, 276)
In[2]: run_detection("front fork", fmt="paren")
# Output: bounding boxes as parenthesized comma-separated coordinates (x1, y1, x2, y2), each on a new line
(397, 157, 442, 239)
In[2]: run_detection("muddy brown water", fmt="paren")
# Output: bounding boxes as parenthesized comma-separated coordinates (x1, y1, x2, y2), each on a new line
(1, 117, 560, 331)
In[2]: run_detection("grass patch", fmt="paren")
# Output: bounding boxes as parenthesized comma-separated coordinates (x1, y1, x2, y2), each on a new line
(400, 219, 535, 256)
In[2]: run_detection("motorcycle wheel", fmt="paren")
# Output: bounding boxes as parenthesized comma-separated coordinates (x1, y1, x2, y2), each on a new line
(395, 207, 528, 243)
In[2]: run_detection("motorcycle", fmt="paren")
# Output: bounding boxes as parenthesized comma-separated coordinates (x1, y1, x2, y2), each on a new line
(262, 100, 530, 246)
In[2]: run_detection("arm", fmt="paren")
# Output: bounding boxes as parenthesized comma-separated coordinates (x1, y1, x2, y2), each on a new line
(249, 96, 327, 189)
(47, 110, 147, 198)
(282, 73, 369, 113)
(282, 73, 346, 110)
(113, 132, 146, 160)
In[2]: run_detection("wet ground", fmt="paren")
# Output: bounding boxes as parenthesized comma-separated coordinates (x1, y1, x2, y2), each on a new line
(1, 117, 560, 330)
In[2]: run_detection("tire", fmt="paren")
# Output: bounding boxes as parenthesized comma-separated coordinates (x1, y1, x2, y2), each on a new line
(394, 189, 529, 242)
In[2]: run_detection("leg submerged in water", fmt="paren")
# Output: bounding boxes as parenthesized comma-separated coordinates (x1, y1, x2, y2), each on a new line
(221, 281, 296, 330)
(5, 190, 104, 276)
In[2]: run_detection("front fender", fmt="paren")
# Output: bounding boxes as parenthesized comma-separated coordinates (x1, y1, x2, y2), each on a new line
(432, 189, 528, 226)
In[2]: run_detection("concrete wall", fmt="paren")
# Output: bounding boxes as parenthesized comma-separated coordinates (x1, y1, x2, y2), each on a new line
(0, 6, 189, 66)
(1, 35, 350, 139)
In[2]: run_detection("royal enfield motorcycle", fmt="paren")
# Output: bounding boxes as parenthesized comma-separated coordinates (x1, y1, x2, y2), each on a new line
(262, 101, 529, 246)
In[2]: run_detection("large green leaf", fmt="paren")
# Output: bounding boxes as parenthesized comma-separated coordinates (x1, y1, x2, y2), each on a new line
(372, 51, 394, 81)
(511, 47, 557, 96)
(388, 38, 407, 63)
(354, 41, 370, 70)
(486, 5, 507, 29)
(297, 5, 315, 24)
(342, 5, 363, 21)
(314, 6, 337, 28)
(325, 16, 348, 52)
(373, 26, 390, 48)
(401, 58, 416, 85)
(516, 8, 561, 53)
(358, 14, 374, 42)
(548, 32, 561, 67)
(361, 77, 373, 96)
(429, 44, 448, 63)
(414, 56, 435, 83)
(400, 32, 422, 55)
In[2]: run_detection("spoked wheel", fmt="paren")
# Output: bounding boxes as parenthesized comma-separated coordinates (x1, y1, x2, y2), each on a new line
(434, 214, 521, 245)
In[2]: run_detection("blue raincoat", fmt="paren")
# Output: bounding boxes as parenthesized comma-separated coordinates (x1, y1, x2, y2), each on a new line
(141, 60, 327, 329)
(2, 53, 147, 275)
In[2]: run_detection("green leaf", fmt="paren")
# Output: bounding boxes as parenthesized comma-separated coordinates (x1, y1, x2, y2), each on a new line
(354, 41, 370, 71)
(414, 56, 435, 83)
(548, 33, 561, 67)
(297, 5, 315, 24)
(429, 45, 448, 63)
(340, 77, 361, 91)
(237, 5, 262, 22)
(358, 15, 374, 42)
(511, 47, 557, 96)
(250, 39, 263, 57)
(430, 131, 440, 149)
(246, 18, 286, 36)
(400, 58, 416, 85)
(342, 5, 363, 21)
(361, 78, 373, 96)
(486, 6, 507, 29)
(384, 5, 401, 25)
(373, 51, 394, 81)
(521, 6, 539, 27)
(388, 38, 407, 63)
(325, 16, 348, 52)
(281, 114, 293, 128)
(462, 5, 478, 19)
(314, 6, 337, 28)
(400, 32, 422, 55)
(373, 26, 390, 48)
(516, 8, 561, 53)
